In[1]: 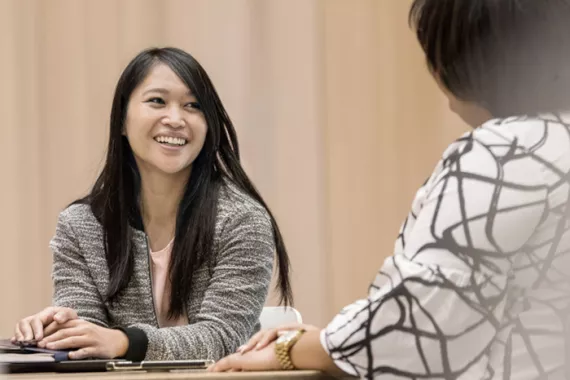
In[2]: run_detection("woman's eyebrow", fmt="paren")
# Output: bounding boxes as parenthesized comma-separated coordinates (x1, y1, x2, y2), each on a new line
(142, 88, 194, 97)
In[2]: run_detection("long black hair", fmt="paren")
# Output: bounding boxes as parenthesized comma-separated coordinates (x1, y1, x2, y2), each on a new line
(409, 0, 570, 117)
(84, 47, 292, 317)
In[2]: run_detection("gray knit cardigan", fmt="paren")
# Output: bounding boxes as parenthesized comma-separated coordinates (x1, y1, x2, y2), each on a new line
(50, 183, 274, 361)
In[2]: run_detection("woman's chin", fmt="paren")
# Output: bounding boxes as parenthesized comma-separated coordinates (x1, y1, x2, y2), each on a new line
(151, 162, 192, 177)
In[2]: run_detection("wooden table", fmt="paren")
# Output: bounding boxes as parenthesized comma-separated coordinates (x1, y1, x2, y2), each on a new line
(3, 370, 338, 380)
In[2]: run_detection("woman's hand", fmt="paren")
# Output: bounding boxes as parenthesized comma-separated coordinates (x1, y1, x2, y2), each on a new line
(208, 342, 281, 372)
(37, 319, 128, 360)
(236, 323, 320, 355)
(12, 306, 78, 343)
(210, 329, 345, 375)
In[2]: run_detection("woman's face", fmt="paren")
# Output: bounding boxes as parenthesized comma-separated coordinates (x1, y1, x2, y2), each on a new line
(435, 77, 493, 128)
(124, 63, 207, 177)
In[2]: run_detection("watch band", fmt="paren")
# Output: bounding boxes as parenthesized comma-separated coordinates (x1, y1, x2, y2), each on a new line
(274, 329, 306, 370)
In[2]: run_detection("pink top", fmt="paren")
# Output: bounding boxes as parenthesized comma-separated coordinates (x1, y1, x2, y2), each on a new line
(150, 240, 189, 328)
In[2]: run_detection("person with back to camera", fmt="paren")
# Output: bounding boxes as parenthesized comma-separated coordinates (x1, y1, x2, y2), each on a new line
(210, 1, 570, 378)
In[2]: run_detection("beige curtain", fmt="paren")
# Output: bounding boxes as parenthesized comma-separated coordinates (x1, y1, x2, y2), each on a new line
(0, 0, 467, 337)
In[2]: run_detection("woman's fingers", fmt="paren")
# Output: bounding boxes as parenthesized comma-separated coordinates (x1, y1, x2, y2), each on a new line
(38, 321, 81, 347)
(53, 308, 78, 324)
(14, 322, 24, 341)
(38, 307, 80, 341)
(29, 307, 64, 341)
(17, 319, 35, 342)
(43, 308, 78, 338)
(236, 324, 320, 355)
(250, 324, 320, 352)
(30, 316, 47, 341)
(254, 330, 280, 351)
(13, 307, 80, 344)
(45, 334, 89, 351)
(14, 307, 54, 342)
(239, 329, 279, 354)
(69, 347, 96, 360)
(42, 320, 63, 338)
(239, 330, 265, 353)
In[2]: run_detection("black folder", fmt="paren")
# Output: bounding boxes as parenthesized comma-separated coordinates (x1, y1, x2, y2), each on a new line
(0, 339, 213, 373)
(0, 339, 122, 373)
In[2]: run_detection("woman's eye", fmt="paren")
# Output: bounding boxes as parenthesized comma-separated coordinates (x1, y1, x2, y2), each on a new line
(146, 97, 165, 105)
(186, 102, 201, 110)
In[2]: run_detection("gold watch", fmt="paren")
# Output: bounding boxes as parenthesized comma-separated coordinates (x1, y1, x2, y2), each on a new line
(274, 328, 306, 370)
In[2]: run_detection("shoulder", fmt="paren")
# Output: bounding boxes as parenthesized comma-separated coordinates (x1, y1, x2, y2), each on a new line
(216, 180, 272, 226)
(55, 202, 102, 236)
(426, 115, 570, 216)
(443, 114, 570, 171)
(213, 180, 275, 245)
(479, 115, 570, 179)
(50, 203, 107, 264)
(474, 114, 570, 159)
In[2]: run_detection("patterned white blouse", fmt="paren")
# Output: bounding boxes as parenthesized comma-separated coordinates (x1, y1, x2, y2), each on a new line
(321, 114, 570, 379)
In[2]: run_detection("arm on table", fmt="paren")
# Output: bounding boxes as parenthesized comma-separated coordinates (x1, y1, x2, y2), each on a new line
(130, 207, 275, 360)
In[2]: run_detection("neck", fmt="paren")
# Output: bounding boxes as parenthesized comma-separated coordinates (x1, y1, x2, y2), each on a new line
(138, 163, 191, 251)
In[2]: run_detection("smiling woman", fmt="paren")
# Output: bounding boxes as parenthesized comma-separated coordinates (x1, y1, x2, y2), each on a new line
(126, 63, 207, 178)
(11, 47, 293, 362)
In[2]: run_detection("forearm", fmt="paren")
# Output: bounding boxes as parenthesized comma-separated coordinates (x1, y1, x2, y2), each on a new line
(290, 330, 349, 377)
(133, 321, 242, 361)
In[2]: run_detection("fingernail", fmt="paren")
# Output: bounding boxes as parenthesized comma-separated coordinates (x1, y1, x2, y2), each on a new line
(255, 343, 261, 350)
(236, 345, 244, 353)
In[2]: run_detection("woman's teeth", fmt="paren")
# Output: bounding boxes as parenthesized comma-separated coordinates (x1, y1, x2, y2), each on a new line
(155, 136, 187, 146)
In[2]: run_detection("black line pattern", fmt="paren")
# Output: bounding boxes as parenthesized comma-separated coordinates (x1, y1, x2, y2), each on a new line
(323, 114, 570, 379)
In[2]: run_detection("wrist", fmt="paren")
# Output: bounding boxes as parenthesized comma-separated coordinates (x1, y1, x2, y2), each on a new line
(112, 329, 129, 358)
(274, 328, 306, 370)
(289, 330, 348, 376)
(113, 326, 148, 361)
(288, 330, 315, 370)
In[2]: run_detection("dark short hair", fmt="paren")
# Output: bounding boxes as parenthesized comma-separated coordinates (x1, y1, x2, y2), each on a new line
(409, 0, 570, 117)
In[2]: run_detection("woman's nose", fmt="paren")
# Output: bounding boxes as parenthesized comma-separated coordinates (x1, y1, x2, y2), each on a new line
(162, 107, 185, 128)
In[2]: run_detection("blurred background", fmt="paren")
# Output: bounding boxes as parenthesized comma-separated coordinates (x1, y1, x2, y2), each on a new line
(0, 0, 467, 337)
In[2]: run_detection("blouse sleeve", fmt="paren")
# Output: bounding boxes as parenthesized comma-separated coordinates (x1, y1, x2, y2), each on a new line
(51, 209, 109, 327)
(321, 130, 549, 378)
